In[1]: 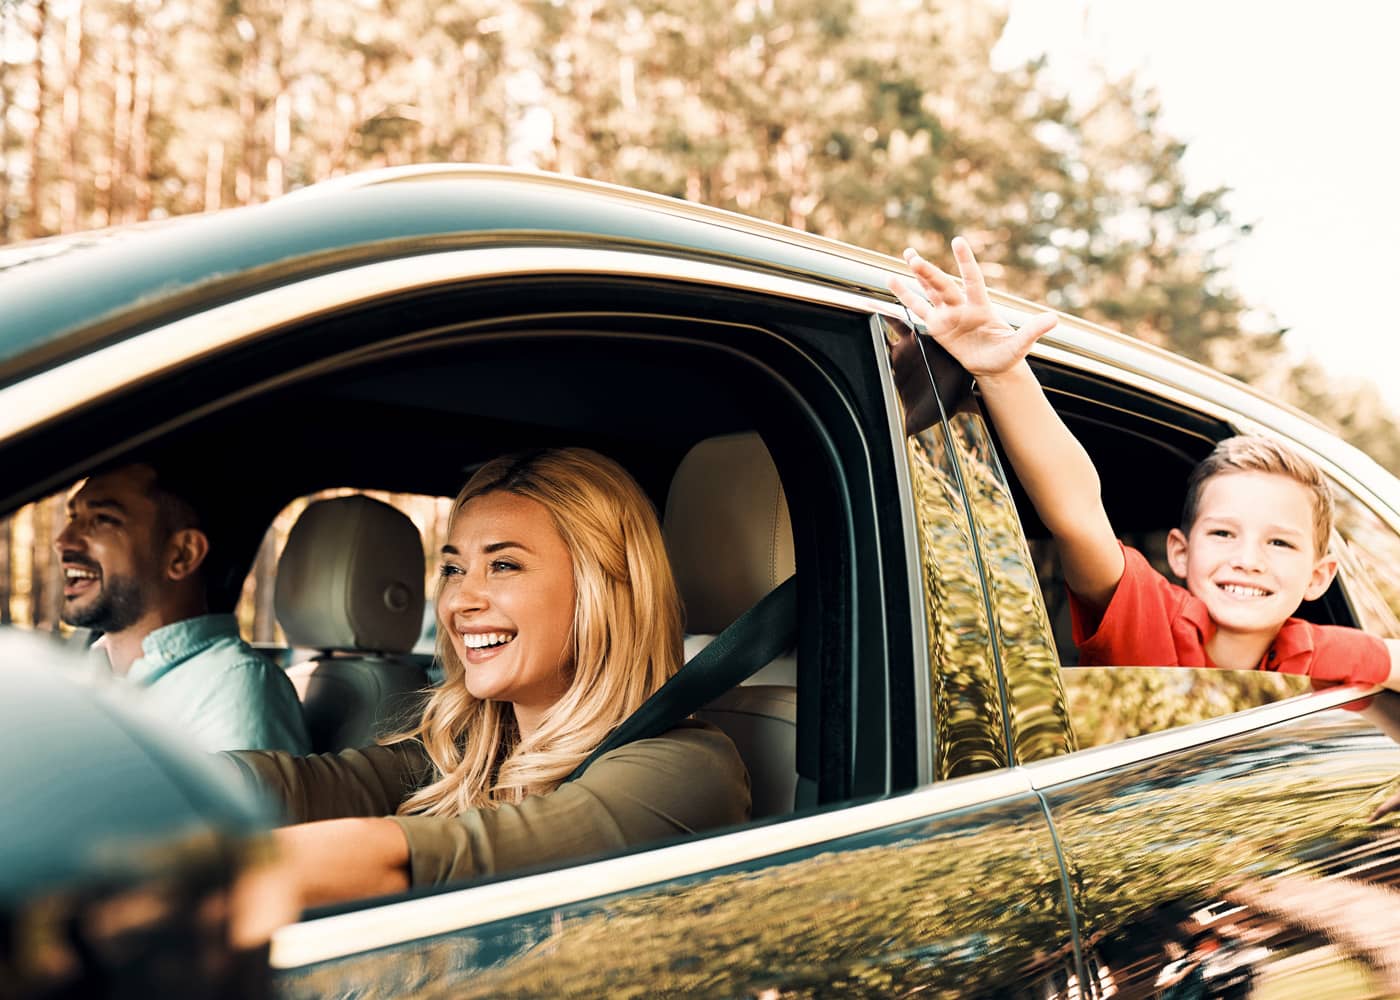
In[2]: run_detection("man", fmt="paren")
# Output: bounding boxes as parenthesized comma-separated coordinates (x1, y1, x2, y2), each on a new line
(56, 461, 310, 753)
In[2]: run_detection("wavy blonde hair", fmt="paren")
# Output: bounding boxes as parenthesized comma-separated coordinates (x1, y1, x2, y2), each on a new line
(391, 448, 683, 815)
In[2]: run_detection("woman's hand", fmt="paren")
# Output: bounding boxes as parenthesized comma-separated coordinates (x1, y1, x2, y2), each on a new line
(271, 817, 412, 911)
(889, 237, 1057, 382)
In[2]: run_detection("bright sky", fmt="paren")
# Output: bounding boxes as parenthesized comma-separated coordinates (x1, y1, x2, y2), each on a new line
(994, 1, 1400, 413)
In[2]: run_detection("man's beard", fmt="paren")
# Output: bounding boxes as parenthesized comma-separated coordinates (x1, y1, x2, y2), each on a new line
(61, 573, 148, 633)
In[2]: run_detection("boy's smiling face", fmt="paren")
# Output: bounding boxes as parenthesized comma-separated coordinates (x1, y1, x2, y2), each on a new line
(1167, 470, 1338, 641)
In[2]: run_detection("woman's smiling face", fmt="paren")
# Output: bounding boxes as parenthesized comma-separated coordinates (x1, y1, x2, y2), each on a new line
(437, 491, 577, 737)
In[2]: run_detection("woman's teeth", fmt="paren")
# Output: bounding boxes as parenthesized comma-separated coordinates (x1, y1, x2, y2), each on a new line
(462, 632, 515, 649)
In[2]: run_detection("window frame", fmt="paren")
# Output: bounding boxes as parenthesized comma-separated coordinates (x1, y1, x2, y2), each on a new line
(973, 330, 1400, 757)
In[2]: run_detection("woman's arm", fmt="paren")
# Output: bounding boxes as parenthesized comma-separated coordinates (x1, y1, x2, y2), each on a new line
(394, 720, 750, 887)
(262, 721, 747, 910)
(224, 741, 433, 823)
(272, 817, 410, 909)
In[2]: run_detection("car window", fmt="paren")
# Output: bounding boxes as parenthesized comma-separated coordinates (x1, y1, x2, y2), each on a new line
(1062, 666, 1307, 749)
(880, 315, 1010, 778)
(1, 488, 72, 634)
(979, 359, 1361, 753)
(0, 482, 451, 651)
(943, 408, 1075, 764)
(1329, 484, 1400, 637)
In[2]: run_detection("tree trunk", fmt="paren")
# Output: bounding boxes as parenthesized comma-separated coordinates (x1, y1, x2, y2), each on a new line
(24, 0, 50, 238)
(8, 505, 33, 626)
(0, 4, 15, 242)
(58, 0, 84, 232)
(252, 530, 278, 643)
(204, 138, 224, 212)
(0, 516, 12, 626)
(32, 494, 64, 630)
(128, 17, 152, 221)
(104, 22, 133, 225)
(235, 22, 261, 205)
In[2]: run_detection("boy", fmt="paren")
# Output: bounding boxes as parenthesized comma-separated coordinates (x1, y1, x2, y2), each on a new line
(890, 237, 1400, 691)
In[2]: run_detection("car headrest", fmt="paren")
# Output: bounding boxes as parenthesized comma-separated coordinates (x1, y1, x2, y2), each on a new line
(274, 495, 426, 653)
(663, 432, 794, 634)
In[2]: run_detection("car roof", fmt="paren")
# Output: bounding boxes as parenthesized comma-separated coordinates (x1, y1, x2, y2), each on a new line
(0, 165, 899, 383)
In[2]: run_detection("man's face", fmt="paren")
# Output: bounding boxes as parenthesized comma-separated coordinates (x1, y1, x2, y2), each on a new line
(54, 465, 165, 633)
(1167, 471, 1336, 641)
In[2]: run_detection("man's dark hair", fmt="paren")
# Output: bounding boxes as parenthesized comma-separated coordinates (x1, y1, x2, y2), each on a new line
(85, 454, 245, 607)
(87, 455, 209, 540)
(143, 466, 204, 539)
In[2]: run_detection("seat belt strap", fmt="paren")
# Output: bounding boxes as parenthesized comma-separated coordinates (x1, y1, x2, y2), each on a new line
(565, 575, 797, 782)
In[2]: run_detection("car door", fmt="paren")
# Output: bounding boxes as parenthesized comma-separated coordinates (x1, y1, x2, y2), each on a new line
(950, 329, 1400, 999)
(261, 295, 1080, 999)
(0, 181, 1080, 996)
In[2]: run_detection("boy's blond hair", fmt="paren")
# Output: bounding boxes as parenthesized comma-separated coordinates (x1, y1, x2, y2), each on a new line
(1181, 435, 1333, 559)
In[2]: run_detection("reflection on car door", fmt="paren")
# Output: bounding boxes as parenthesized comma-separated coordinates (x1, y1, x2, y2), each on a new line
(1031, 694, 1400, 998)
(273, 776, 1076, 998)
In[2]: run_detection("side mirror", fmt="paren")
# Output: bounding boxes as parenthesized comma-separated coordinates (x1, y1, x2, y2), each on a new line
(0, 630, 286, 999)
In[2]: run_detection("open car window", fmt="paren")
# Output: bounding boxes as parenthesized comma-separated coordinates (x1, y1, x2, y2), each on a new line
(2, 258, 909, 931)
(966, 357, 1395, 753)
(0, 486, 71, 635)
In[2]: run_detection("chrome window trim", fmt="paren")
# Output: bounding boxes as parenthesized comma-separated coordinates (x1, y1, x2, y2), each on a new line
(0, 247, 905, 444)
(1022, 683, 1380, 790)
(868, 316, 934, 785)
(269, 767, 1033, 970)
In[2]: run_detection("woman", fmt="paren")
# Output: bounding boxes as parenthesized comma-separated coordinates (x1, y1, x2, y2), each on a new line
(229, 448, 750, 908)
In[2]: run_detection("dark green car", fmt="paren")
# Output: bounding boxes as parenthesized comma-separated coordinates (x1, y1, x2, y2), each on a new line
(4, 166, 1400, 999)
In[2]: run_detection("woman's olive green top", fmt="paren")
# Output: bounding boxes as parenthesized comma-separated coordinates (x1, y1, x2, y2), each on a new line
(226, 720, 750, 886)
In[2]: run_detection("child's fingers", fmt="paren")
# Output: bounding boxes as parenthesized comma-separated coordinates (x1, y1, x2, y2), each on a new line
(889, 277, 937, 325)
(1015, 312, 1058, 348)
(902, 248, 961, 305)
(951, 237, 989, 306)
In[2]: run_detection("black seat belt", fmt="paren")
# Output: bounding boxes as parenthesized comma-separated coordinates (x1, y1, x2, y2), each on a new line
(566, 575, 797, 781)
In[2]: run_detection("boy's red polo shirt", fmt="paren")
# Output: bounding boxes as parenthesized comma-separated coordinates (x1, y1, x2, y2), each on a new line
(1067, 543, 1390, 684)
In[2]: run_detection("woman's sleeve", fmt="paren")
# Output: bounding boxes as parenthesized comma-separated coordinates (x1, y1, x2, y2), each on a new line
(224, 741, 434, 824)
(392, 721, 751, 886)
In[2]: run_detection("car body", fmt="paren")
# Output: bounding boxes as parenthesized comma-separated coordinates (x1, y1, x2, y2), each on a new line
(4, 165, 1400, 998)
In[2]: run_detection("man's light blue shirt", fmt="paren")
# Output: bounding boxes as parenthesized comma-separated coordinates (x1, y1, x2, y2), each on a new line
(126, 613, 310, 754)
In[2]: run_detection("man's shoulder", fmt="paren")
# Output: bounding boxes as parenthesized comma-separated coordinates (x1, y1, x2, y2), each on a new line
(196, 641, 291, 685)
(178, 627, 298, 696)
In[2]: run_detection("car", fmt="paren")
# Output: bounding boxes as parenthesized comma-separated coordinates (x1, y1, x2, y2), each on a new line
(4, 164, 1400, 999)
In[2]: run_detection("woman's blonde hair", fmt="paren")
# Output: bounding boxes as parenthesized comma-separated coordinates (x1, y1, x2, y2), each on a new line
(392, 448, 683, 815)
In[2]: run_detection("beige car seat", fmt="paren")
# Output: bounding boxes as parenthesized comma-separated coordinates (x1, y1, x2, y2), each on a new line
(664, 432, 797, 818)
(277, 495, 429, 752)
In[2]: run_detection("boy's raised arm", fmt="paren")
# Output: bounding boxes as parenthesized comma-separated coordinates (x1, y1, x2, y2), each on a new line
(890, 238, 1124, 612)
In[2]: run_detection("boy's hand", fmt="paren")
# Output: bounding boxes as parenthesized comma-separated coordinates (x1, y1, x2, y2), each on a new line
(889, 237, 1057, 381)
